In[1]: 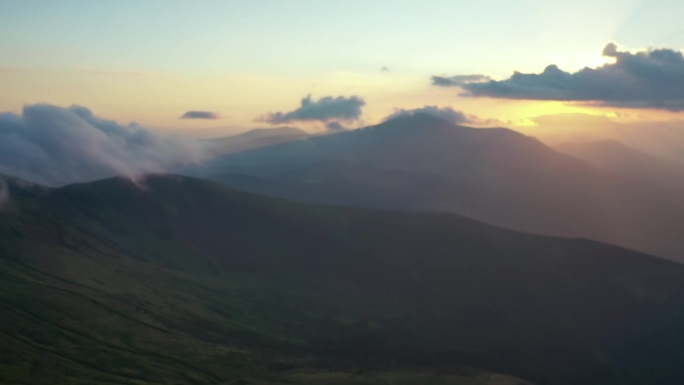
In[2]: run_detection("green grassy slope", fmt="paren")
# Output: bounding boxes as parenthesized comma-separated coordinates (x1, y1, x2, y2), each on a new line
(2, 174, 684, 385)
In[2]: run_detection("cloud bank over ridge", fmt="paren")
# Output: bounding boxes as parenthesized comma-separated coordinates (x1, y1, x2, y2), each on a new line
(384, 106, 477, 125)
(0, 104, 209, 186)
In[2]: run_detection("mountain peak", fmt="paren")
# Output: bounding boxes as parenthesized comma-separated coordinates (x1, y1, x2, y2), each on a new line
(361, 113, 469, 138)
(380, 112, 459, 127)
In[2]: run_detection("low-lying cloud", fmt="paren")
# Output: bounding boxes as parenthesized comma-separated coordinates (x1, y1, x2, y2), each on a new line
(0, 104, 209, 186)
(259, 94, 365, 125)
(180, 110, 219, 119)
(383, 105, 497, 126)
(442, 44, 684, 110)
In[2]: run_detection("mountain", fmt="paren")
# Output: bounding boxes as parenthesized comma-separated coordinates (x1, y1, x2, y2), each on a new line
(205, 127, 310, 156)
(198, 114, 684, 262)
(556, 140, 684, 190)
(527, 116, 684, 165)
(3, 174, 684, 384)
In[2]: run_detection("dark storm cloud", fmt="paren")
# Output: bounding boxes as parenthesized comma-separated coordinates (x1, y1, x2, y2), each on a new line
(449, 43, 684, 110)
(0, 104, 209, 186)
(431, 74, 491, 87)
(180, 110, 219, 119)
(383, 106, 477, 125)
(259, 94, 365, 124)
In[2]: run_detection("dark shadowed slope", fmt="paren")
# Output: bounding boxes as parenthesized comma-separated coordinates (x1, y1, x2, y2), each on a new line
(3, 174, 684, 384)
(199, 114, 684, 261)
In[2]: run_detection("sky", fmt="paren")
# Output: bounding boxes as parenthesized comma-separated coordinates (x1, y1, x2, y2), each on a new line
(2, 0, 684, 137)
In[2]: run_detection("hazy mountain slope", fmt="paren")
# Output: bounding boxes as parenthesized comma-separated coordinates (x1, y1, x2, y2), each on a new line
(205, 127, 310, 156)
(206, 114, 607, 228)
(529, 120, 684, 165)
(214, 160, 449, 211)
(202, 114, 684, 261)
(3, 175, 684, 384)
(201, 114, 582, 177)
(556, 140, 684, 191)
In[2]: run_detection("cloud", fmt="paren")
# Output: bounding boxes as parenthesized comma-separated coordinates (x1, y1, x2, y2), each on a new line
(447, 43, 684, 110)
(381, 66, 390, 72)
(180, 110, 219, 119)
(431, 74, 491, 87)
(0, 104, 209, 186)
(383, 105, 489, 125)
(259, 94, 365, 124)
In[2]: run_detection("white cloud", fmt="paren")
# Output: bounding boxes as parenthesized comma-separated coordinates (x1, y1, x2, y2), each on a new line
(0, 104, 209, 186)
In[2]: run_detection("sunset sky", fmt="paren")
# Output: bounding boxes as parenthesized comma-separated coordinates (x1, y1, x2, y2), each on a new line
(2, 0, 684, 137)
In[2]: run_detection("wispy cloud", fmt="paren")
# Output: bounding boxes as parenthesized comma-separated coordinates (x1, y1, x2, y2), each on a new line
(431, 74, 491, 87)
(0, 104, 209, 186)
(438, 44, 684, 111)
(0, 67, 153, 76)
(259, 94, 365, 125)
(180, 110, 220, 120)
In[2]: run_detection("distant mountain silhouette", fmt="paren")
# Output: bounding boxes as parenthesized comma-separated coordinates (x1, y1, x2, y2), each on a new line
(524, 115, 684, 165)
(4, 174, 684, 384)
(204, 126, 310, 156)
(199, 114, 684, 261)
(556, 140, 684, 190)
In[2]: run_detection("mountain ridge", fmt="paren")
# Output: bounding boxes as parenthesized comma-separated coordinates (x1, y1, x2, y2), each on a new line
(197, 115, 684, 261)
(3, 174, 684, 384)
(204, 126, 311, 156)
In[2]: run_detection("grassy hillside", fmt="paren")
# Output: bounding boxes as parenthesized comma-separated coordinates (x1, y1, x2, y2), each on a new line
(2, 174, 684, 384)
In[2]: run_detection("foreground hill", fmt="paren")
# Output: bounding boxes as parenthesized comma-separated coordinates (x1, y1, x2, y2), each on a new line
(198, 114, 684, 261)
(2, 175, 684, 384)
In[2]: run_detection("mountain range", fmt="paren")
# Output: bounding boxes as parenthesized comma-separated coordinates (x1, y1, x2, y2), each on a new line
(196, 114, 684, 262)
